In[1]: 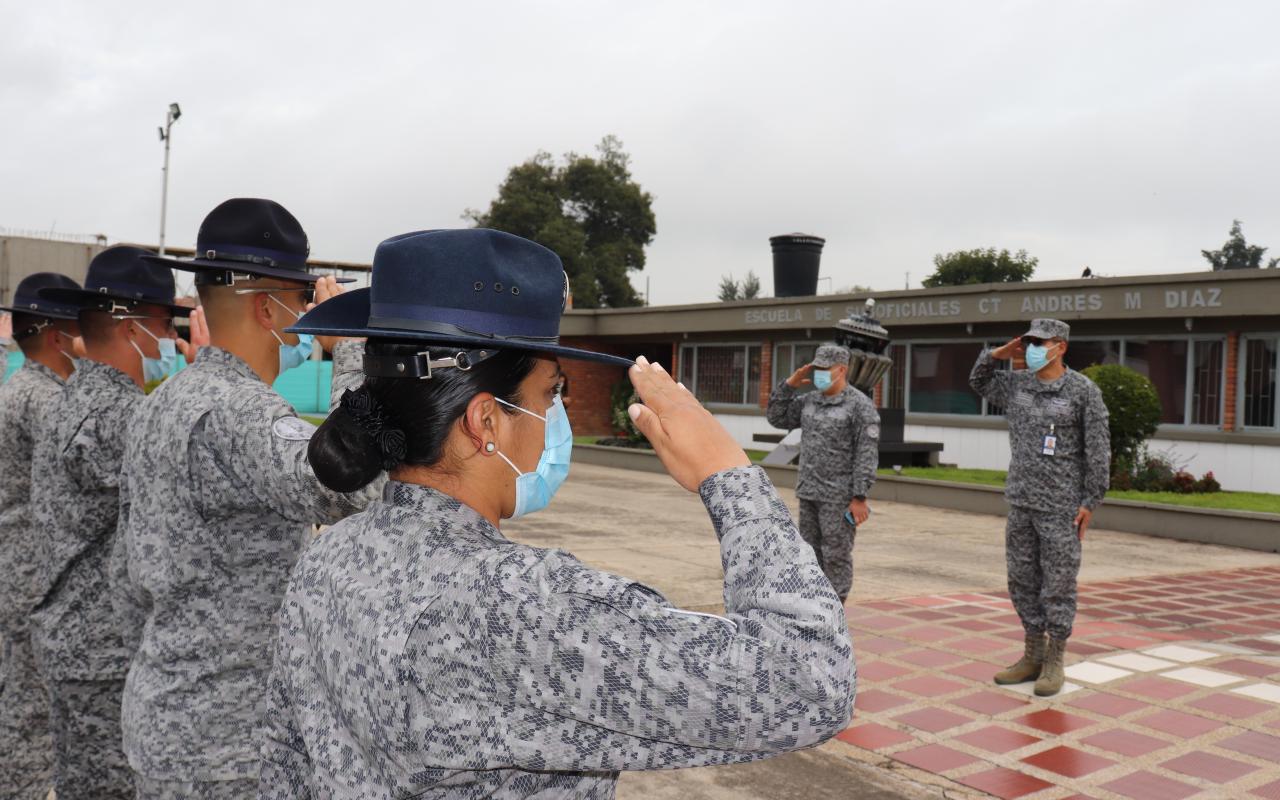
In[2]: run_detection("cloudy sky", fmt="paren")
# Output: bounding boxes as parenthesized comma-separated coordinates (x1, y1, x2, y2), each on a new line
(3, 0, 1278, 305)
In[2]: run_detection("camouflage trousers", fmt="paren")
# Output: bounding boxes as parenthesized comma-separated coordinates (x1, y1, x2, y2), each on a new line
(134, 775, 258, 799)
(1005, 505, 1081, 641)
(47, 678, 133, 799)
(798, 499, 856, 601)
(0, 629, 53, 800)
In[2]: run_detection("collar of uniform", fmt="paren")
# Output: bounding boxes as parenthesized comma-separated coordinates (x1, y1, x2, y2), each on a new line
(21, 357, 65, 385)
(71, 358, 143, 394)
(816, 384, 855, 405)
(383, 480, 509, 543)
(193, 345, 265, 383)
(1031, 367, 1073, 392)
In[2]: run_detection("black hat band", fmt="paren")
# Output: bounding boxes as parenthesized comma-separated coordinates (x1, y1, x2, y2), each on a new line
(363, 348, 500, 379)
(369, 302, 559, 343)
(201, 242, 308, 269)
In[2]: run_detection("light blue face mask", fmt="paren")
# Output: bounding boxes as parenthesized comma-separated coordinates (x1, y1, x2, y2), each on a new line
(1025, 344, 1052, 372)
(268, 294, 315, 373)
(129, 322, 178, 382)
(813, 369, 834, 391)
(494, 394, 572, 519)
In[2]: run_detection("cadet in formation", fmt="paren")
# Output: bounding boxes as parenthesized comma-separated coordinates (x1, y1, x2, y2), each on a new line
(113, 199, 380, 798)
(257, 229, 856, 799)
(970, 318, 1111, 696)
(766, 344, 881, 602)
(28, 247, 199, 798)
(0, 272, 83, 798)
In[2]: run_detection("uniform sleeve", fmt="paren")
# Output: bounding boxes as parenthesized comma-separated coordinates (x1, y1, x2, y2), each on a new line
(969, 348, 1012, 408)
(765, 381, 804, 429)
(110, 478, 150, 654)
(850, 399, 880, 498)
(328, 339, 364, 408)
(413, 466, 853, 772)
(192, 400, 382, 526)
(258, 619, 316, 800)
(1081, 384, 1111, 510)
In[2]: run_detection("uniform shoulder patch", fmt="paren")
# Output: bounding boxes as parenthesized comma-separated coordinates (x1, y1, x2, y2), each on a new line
(866, 423, 880, 440)
(272, 416, 316, 442)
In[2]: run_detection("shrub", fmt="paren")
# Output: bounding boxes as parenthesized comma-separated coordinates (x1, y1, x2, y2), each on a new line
(609, 380, 647, 444)
(1194, 471, 1222, 494)
(1170, 470, 1196, 494)
(1082, 364, 1162, 476)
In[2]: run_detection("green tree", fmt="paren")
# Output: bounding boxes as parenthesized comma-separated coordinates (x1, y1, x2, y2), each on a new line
(1201, 219, 1279, 271)
(717, 275, 741, 301)
(465, 135, 656, 308)
(921, 248, 1038, 288)
(741, 270, 761, 299)
(1082, 364, 1162, 476)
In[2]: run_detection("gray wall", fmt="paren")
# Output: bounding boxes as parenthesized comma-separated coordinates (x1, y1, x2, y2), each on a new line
(1, 237, 105, 307)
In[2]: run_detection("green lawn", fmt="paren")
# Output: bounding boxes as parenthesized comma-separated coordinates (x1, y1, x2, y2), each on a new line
(301, 415, 327, 427)
(879, 466, 1280, 514)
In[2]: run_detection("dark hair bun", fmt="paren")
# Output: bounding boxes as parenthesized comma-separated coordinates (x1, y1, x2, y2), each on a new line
(308, 388, 401, 492)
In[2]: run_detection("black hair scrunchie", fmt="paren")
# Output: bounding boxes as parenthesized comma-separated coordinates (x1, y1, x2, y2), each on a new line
(340, 387, 407, 470)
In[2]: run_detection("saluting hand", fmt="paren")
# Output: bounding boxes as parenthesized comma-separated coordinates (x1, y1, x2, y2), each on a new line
(627, 356, 751, 492)
(786, 363, 815, 388)
(0, 312, 11, 341)
(310, 276, 355, 354)
(991, 337, 1024, 361)
(177, 307, 210, 362)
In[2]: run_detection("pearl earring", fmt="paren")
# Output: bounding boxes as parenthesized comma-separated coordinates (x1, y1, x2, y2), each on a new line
(484, 442, 495, 453)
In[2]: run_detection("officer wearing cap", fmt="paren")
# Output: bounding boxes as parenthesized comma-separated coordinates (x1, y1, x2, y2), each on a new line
(0, 272, 84, 797)
(766, 343, 881, 602)
(114, 199, 382, 798)
(25, 247, 199, 798)
(256, 229, 854, 798)
(971, 318, 1110, 696)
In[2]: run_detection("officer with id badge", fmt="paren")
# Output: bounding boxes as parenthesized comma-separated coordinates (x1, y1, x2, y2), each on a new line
(114, 199, 383, 798)
(970, 318, 1110, 696)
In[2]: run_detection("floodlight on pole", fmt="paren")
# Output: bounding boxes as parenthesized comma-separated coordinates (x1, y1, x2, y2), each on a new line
(158, 102, 182, 256)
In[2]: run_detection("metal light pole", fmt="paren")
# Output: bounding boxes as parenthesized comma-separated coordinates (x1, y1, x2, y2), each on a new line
(158, 102, 182, 256)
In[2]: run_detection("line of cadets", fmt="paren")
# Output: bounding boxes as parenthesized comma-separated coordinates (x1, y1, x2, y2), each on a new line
(0, 198, 377, 799)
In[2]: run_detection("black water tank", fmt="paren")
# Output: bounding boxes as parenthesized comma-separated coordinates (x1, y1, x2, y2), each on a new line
(770, 233, 825, 297)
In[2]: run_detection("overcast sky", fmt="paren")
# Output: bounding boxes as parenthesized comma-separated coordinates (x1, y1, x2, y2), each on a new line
(3, 0, 1279, 305)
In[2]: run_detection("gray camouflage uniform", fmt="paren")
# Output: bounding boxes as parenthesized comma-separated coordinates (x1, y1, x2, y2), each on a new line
(30, 360, 140, 798)
(970, 323, 1110, 641)
(0, 359, 62, 798)
(766, 350, 880, 601)
(259, 466, 854, 799)
(113, 340, 380, 797)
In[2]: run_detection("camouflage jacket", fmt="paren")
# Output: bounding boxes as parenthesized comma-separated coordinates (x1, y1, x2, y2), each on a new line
(970, 349, 1111, 513)
(29, 360, 139, 681)
(258, 467, 855, 799)
(766, 382, 880, 503)
(114, 341, 381, 781)
(0, 360, 65, 639)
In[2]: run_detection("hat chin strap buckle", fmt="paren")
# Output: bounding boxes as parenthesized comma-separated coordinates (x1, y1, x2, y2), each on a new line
(363, 349, 497, 379)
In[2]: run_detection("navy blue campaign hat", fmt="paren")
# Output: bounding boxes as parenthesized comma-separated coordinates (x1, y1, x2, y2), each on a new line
(146, 197, 353, 286)
(40, 246, 192, 316)
(1, 272, 83, 340)
(290, 229, 634, 372)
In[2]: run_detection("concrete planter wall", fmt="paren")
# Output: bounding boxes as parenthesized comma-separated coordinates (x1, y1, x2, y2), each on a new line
(574, 444, 1280, 553)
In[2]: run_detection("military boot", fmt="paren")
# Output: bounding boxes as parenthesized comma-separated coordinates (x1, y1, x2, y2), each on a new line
(993, 632, 1045, 685)
(1035, 638, 1067, 696)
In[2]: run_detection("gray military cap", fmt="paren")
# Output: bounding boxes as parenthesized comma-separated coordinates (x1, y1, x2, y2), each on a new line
(812, 345, 850, 368)
(1024, 318, 1070, 341)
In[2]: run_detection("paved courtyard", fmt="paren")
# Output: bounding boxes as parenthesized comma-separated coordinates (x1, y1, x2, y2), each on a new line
(505, 462, 1280, 799)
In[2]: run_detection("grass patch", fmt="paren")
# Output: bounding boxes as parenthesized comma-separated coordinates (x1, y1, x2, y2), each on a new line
(301, 415, 327, 427)
(878, 466, 1280, 514)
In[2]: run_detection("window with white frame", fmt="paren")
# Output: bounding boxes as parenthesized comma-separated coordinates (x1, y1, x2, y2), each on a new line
(1241, 335, 1278, 430)
(889, 336, 1225, 426)
(679, 344, 762, 406)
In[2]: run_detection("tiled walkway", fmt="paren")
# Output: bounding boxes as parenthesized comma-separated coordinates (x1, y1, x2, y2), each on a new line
(840, 565, 1280, 798)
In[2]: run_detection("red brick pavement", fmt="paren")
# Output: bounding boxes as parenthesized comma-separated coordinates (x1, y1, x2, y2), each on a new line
(839, 565, 1280, 798)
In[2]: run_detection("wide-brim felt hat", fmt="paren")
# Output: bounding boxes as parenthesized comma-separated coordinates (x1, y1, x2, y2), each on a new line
(41, 246, 192, 316)
(144, 197, 353, 285)
(0, 272, 83, 319)
(289, 229, 634, 369)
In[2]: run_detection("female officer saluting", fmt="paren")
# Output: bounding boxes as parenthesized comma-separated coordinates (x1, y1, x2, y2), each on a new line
(258, 229, 854, 799)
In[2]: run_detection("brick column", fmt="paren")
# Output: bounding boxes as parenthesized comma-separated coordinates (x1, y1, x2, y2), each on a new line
(873, 380, 883, 408)
(759, 340, 773, 407)
(1224, 331, 1239, 431)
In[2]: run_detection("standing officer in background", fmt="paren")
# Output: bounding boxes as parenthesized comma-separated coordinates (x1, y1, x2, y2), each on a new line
(970, 318, 1110, 696)
(767, 344, 880, 602)
(0, 272, 84, 797)
(29, 248, 196, 798)
(114, 199, 381, 799)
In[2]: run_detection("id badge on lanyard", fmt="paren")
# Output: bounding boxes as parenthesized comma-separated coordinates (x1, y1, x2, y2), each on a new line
(1042, 423, 1057, 457)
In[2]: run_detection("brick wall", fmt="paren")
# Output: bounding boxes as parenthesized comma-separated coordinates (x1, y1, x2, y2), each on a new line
(758, 340, 773, 407)
(559, 338, 672, 436)
(1224, 331, 1239, 432)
